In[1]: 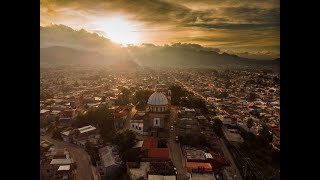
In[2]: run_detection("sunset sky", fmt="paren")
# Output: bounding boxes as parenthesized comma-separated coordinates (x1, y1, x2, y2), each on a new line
(40, 0, 280, 59)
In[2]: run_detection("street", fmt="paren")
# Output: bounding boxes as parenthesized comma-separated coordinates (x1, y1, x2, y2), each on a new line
(41, 135, 94, 180)
(220, 139, 243, 180)
(168, 106, 188, 180)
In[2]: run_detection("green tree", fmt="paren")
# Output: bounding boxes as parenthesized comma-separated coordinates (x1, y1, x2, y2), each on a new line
(85, 141, 99, 165)
(74, 81, 79, 87)
(249, 92, 256, 100)
(112, 130, 136, 155)
(170, 85, 187, 105)
(101, 96, 106, 102)
(134, 90, 154, 104)
(247, 118, 254, 130)
(257, 124, 273, 147)
(117, 88, 131, 105)
(122, 149, 140, 162)
(212, 119, 223, 137)
(52, 128, 62, 140)
(135, 101, 146, 111)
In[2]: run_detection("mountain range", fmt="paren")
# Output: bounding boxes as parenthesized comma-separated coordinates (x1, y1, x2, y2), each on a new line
(40, 25, 279, 68)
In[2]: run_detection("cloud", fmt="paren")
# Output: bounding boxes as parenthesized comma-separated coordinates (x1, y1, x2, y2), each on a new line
(40, 0, 279, 58)
(224, 50, 280, 60)
(40, 24, 117, 49)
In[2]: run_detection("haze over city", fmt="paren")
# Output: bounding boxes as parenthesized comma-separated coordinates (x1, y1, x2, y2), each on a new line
(40, 1, 280, 180)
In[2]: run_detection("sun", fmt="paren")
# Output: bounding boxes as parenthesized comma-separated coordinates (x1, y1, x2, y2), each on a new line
(102, 17, 140, 45)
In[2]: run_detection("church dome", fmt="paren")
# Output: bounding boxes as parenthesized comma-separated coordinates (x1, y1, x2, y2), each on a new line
(147, 92, 168, 106)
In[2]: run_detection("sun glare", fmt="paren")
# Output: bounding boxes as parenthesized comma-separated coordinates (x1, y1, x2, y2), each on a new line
(101, 17, 140, 45)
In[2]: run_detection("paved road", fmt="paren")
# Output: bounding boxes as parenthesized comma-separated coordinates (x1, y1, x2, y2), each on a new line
(171, 75, 208, 103)
(41, 135, 94, 180)
(220, 139, 243, 180)
(168, 106, 188, 180)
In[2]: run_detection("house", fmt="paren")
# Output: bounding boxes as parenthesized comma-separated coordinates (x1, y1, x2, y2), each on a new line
(147, 175, 176, 180)
(176, 118, 200, 136)
(114, 106, 130, 128)
(179, 107, 196, 118)
(59, 117, 72, 127)
(97, 146, 122, 180)
(48, 110, 61, 121)
(223, 128, 244, 143)
(54, 165, 74, 180)
(105, 97, 116, 108)
(73, 125, 98, 147)
(130, 112, 148, 135)
(127, 162, 150, 180)
(40, 148, 75, 180)
(186, 162, 213, 173)
(61, 109, 76, 119)
(40, 109, 51, 122)
(140, 137, 170, 160)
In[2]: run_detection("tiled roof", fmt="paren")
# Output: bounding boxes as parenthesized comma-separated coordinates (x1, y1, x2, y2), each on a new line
(141, 137, 158, 151)
(147, 148, 170, 159)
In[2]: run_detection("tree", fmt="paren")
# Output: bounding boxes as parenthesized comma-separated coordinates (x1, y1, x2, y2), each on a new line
(117, 88, 131, 105)
(249, 92, 256, 100)
(247, 118, 254, 130)
(135, 101, 146, 111)
(212, 119, 223, 137)
(134, 90, 154, 105)
(257, 124, 273, 147)
(85, 141, 99, 165)
(122, 149, 140, 162)
(225, 80, 231, 89)
(216, 91, 228, 99)
(52, 128, 62, 140)
(170, 85, 187, 105)
(112, 130, 136, 155)
(73, 81, 79, 87)
(101, 96, 106, 102)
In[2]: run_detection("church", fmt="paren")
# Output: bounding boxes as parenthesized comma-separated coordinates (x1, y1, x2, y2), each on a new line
(130, 84, 171, 138)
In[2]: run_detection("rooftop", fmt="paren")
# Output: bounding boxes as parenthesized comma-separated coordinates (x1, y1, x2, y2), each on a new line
(148, 175, 176, 180)
(185, 149, 206, 161)
(58, 165, 71, 171)
(141, 137, 158, 151)
(133, 141, 144, 148)
(99, 146, 121, 168)
(50, 159, 73, 165)
(191, 173, 217, 180)
(148, 148, 170, 159)
(78, 125, 96, 134)
(128, 162, 150, 180)
(186, 162, 212, 171)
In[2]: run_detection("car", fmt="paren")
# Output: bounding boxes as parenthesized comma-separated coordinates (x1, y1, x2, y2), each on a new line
(175, 136, 179, 142)
(170, 125, 174, 131)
